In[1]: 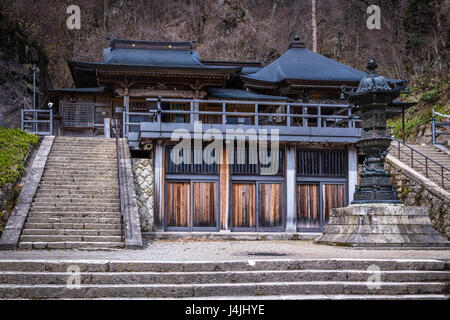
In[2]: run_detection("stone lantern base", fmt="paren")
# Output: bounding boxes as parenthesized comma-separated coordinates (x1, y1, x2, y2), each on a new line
(314, 204, 450, 247)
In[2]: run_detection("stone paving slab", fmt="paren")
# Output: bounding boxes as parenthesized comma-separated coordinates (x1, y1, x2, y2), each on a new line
(0, 240, 448, 262)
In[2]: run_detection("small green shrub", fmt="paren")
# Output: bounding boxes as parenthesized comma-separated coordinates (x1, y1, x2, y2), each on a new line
(0, 127, 39, 188)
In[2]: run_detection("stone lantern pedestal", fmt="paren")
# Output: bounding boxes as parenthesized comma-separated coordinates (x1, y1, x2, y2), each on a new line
(314, 204, 449, 247)
(315, 59, 449, 247)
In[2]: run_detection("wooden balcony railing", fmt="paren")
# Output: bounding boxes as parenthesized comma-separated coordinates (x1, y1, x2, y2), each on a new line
(122, 98, 361, 143)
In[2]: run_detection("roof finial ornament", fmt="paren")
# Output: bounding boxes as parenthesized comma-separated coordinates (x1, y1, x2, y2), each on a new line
(366, 58, 377, 74)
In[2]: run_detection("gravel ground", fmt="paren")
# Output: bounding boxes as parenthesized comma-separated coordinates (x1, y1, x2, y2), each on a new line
(0, 240, 449, 261)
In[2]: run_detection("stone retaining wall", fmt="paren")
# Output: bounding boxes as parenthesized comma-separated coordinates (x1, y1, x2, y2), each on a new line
(385, 155, 450, 240)
(131, 158, 154, 232)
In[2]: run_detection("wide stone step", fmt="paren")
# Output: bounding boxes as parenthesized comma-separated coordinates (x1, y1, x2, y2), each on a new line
(0, 259, 447, 272)
(0, 270, 448, 285)
(43, 171, 117, 176)
(17, 241, 124, 250)
(33, 196, 120, 201)
(0, 281, 446, 299)
(24, 222, 121, 230)
(50, 149, 117, 153)
(41, 174, 118, 180)
(35, 190, 119, 196)
(41, 177, 118, 185)
(26, 217, 121, 224)
(37, 186, 119, 191)
(27, 212, 121, 218)
(38, 182, 118, 187)
(32, 199, 120, 204)
(20, 235, 122, 243)
(29, 206, 120, 212)
(45, 163, 117, 168)
(21, 229, 121, 236)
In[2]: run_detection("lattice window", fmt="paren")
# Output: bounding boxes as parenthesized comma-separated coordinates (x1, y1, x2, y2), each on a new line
(297, 150, 347, 177)
(62, 103, 94, 127)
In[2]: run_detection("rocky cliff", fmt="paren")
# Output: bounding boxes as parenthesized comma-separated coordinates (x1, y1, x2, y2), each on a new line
(0, 11, 51, 128)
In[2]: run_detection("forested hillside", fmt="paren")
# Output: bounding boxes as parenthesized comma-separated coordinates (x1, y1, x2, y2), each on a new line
(1, 0, 449, 140)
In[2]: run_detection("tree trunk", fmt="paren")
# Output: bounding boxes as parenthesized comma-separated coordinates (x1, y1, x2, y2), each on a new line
(311, 0, 317, 52)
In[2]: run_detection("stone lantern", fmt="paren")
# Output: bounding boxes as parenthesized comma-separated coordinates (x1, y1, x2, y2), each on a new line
(315, 59, 450, 247)
(342, 58, 408, 204)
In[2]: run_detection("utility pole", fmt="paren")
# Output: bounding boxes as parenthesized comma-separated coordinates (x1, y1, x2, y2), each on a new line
(312, 0, 317, 53)
(33, 64, 36, 109)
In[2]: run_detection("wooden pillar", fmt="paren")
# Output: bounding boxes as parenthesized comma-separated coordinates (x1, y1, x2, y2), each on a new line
(348, 146, 358, 204)
(220, 148, 230, 231)
(123, 89, 130, 136)
(193, 90, 200, 122)
(285, 146, 297, 232)
(154, 141, 164, 231)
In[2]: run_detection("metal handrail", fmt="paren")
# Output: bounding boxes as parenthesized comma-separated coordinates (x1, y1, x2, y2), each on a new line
(389, 136, 450, 189)
(431, 109, 450, 144)
(21, 107, 53, 135)
(112, 119, 125, 242)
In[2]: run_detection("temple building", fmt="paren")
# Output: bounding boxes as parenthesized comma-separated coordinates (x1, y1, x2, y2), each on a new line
(43, 36, 370, 234)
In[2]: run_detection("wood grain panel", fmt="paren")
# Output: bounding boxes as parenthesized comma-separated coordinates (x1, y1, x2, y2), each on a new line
(193, 182, 217, 227)
(258, 183, 282, 228)
(166, 182, 190, 227)
(232, 183, 256, 228)
(297, 184, 320, 229)
(322, 184, 345, 225)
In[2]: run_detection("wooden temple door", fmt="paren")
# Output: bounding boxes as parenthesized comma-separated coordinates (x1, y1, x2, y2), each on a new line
(231, 181, 284, 231)
(165, 180, 219, 231)
(297, 182, 346, 231)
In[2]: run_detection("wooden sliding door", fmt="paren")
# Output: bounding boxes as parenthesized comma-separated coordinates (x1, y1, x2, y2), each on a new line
(193, 182, 217, 228)
(166, 182, 190, 228)
(165, 180, 219, 230)
(297, 182, 346, 231)
(258, 183, 283, 229)
(231, 181, 284, 231)
(232, 183, 256, 228)
(322, 184, 346, 225)
(297, 184, 320, 230)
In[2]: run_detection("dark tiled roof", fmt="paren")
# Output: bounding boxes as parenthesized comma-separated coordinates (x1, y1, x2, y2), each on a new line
(100, 39, 238, 70)
(207, 88, 291, 101)
(242, 41, 366, 84)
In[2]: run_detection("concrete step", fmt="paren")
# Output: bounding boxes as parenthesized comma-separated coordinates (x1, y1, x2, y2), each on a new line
(19, 235, 122, 243)
(0, 269, 448, 285)
(0, 281, 446, 299)
(26, 217, 121, 224)
(21, 229, 121, 236)
(17, 241, 124, 250)
(24, 222, 121, 230)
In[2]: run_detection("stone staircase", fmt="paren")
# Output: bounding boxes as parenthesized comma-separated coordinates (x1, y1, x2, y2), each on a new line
(18, 137, 124, 250)
(0, 259, 448, 299)
(390, 143, 450, 191)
